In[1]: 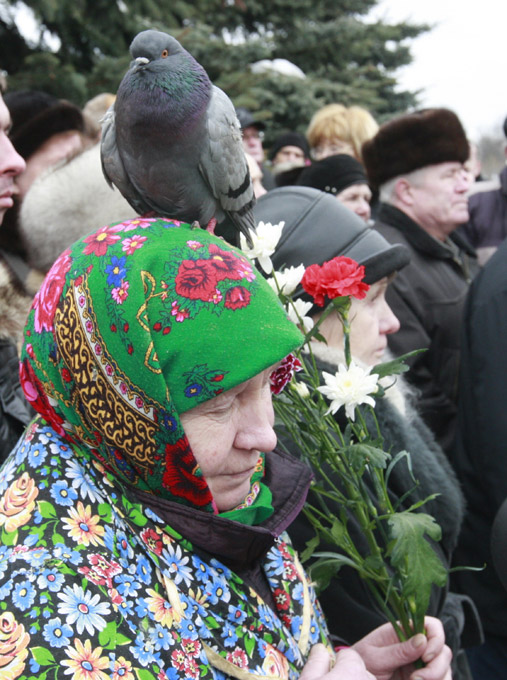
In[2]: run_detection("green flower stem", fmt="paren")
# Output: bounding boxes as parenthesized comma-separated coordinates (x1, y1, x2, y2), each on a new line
(273, 289, 441, 646)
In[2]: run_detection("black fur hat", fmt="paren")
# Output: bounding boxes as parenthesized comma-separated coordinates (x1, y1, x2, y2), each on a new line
(4, 89, 85, 160)
(362, 108, 469, 190)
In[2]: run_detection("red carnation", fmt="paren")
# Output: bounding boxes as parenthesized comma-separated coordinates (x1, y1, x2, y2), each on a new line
(175, 259, 218, 301)
(301, 256, 369, 307)
(270, 353, 303, 395)
(301, 264, 326, 307)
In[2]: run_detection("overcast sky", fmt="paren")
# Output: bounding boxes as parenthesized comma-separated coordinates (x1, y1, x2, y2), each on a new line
(9, 0, 506, 142)
(370, 0, 506, 141)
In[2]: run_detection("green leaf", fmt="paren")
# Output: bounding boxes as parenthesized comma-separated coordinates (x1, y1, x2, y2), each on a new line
(1, 527, 17, 545)
(386, 450, 413, 486)
(31, 646, 56, 666)
(387, 511, 448, 616)
(98, 503, 112, 522)
(135, 669, 157, 680)
(372, 349, 427, 379)
(329, 518, 347, 546)
(37, 500, 57, 519)
(310, 554, 358, 592)
(127, 504, 148, 528)
(51, 532, 66, 545)
(99, 621, 131, 649)
(347, 444, 390, 471)
(244, 632, 255, 657)
(300, 534, 320, 563)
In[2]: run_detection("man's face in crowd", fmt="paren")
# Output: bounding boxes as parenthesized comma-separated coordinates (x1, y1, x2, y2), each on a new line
(0, 94, 25, 225)
(242, 125, 264, 165)
(408, 162, 470, 239)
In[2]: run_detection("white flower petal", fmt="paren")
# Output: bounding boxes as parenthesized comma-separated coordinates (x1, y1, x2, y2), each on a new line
(240, 220, 285, 266)
(273, 264, 305, 295)
(258, 255, 273, 273)
(317, 362, 379, 419)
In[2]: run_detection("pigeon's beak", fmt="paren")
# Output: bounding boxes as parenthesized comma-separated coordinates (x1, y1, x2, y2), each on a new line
(131, 56, 150, 72)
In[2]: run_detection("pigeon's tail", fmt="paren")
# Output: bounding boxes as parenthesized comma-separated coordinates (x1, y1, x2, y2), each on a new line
(228, 197, 256, 248)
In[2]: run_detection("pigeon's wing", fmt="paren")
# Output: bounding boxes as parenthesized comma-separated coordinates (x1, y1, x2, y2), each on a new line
(199, 86, 255, 238)
(100, 106, 151, 215)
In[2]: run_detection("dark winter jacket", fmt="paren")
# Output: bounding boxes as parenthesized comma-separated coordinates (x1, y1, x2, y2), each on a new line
(458, 165, 507, 264)
(373, 204, 478, 453)
(450, 236, 507, 639)
(134, 447, 312, 609)
(0, 253, 33, 462)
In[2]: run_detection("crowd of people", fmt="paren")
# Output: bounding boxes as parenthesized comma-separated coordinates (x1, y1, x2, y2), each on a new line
(0, 58, 506, 680)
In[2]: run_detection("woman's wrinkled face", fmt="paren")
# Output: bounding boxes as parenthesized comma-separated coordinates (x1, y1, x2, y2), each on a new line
(318, 278, 400, 365)
(336, 183, 372, 222)
(180, 367, 277, 512)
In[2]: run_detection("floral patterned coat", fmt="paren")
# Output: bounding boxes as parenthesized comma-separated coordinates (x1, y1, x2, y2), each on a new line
(0, 419, 330, 680)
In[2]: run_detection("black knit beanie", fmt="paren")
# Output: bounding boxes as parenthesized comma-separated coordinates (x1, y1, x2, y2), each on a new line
(269, 132, 310, 161)
(296, 154, 368, 195)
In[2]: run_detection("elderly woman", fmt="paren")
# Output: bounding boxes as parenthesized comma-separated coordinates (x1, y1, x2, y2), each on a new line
(254, 187, 481, 680)
(0, 218, 450, 679)
(296, 154, 373, 223)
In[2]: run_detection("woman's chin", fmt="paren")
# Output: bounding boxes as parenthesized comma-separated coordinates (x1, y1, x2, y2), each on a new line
(213, 477, 254, 513)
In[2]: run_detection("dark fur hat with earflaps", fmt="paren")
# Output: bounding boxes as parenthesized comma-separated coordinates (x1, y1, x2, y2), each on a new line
(362, 108, 469, 190)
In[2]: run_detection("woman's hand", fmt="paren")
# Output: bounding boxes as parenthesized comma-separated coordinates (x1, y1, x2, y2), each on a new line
(300, 643, 375, 680)
(351, 617, 452, 680)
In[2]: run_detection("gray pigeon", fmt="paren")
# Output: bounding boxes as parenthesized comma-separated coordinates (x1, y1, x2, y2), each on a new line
(101, 29, 255, 243)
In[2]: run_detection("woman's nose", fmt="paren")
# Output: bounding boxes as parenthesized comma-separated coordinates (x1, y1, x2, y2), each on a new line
(382, 303, 400, 335)
(356, 200, 371, 221)
(235, 397, 277, 453)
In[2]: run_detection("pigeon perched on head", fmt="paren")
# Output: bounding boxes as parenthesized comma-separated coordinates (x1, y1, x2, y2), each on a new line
(101, 29, 256, 243)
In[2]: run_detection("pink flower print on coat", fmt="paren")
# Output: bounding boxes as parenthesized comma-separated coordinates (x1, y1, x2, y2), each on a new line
(112, 280, 129, 304)
(122, 235, 147, 255)
(33, 249, 72, 333)
(83, 225, 122, 256)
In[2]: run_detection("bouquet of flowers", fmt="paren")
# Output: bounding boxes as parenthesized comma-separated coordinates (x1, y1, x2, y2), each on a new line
(241, 222, 448, 643)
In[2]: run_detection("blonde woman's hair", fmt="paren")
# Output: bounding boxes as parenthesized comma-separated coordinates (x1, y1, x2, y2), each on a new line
(306, 103, 378, 162)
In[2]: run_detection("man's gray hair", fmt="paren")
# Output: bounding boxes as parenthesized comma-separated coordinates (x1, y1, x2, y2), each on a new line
(379, 166, 430, 204)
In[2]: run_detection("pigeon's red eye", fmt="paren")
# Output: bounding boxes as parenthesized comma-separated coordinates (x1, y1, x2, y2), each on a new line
(161, 49, 169, 58)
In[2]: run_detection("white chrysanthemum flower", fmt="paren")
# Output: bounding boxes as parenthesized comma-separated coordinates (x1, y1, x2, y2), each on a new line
(292, 381, 310, 398)
(318, 361, 379, 420)
(286, 299, 314, 332)
(270, 265, 305, 295)
(240, 220, 285, 273)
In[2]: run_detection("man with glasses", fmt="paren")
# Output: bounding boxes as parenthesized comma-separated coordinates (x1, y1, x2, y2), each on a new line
(235, 107, 275, 190)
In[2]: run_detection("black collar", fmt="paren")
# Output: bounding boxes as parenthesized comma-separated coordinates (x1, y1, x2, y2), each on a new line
(130, 448, 312, 571)
(377, 203, 476, 261)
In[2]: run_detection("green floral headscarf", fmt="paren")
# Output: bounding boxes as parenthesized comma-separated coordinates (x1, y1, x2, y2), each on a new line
(20, 217, 302, 518)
